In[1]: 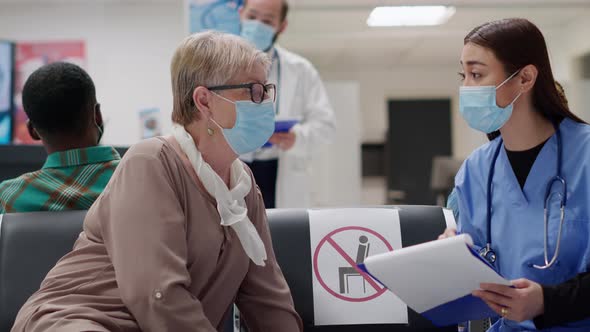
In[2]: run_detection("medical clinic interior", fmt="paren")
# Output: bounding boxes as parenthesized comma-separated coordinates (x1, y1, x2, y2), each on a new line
(1, 0, 590, 332)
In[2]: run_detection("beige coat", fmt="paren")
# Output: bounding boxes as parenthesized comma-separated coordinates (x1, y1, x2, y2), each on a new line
(11, 137, 303, 332)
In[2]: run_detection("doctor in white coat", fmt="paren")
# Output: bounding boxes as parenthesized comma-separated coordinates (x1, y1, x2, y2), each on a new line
(239, 0, 335, 208)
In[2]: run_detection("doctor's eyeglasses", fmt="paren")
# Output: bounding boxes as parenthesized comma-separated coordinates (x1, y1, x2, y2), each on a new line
(207, 83, 276, 104)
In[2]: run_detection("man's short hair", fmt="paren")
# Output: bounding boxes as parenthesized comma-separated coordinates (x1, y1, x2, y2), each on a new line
(244, 0, 289, 22)
(22, 62, 96, 137)
(278, 0, 289, 22)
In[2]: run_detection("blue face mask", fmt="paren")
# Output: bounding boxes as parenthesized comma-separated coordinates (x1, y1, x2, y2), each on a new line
(212, 94, 275, 155)
(459, 70, 522, 133)
(240, 20, 276, 51)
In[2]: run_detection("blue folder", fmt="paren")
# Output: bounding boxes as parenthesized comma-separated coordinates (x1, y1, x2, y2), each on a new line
(262, 119, 299, 148)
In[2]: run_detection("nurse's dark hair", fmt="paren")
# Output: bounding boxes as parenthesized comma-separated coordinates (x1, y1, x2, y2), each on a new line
(464, 18, 585, 140)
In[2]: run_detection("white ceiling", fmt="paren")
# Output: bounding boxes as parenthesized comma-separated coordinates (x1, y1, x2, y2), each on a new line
(291, 0, 590, 7)
(280, 0, 590, 68)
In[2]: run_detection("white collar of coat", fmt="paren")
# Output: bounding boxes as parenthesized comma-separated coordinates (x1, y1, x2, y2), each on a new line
(172, 124, 267, 266)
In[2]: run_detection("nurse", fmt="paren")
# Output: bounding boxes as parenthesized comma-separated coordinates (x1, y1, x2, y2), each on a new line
(442, 18, 590, 331)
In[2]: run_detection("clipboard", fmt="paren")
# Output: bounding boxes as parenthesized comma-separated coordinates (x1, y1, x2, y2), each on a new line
(359, 234, 511, 326)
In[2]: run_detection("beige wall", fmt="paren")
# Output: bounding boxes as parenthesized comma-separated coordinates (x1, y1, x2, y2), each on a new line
(0, 2, 185, 146)
(1, 2, 589, 159)
(313, 19, 590, 160)
(318, 65, 486, 159)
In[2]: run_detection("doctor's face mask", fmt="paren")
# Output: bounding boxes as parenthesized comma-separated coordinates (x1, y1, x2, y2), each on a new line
(240, 20, 276, 52)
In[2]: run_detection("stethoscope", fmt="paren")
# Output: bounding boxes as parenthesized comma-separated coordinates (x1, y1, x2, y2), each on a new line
(482, 123, 567, 270)
(271, 50, 281, 114)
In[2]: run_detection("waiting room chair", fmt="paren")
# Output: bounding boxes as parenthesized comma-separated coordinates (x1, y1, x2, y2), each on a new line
(266, 206, 456, 332)
(1, 206, 456, 332)
(0, 211, 86, 331)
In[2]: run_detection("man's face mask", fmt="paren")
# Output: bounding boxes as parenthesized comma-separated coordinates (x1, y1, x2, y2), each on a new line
(240, 19, 276, 52)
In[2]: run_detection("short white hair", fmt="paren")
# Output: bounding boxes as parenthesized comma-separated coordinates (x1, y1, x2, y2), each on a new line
(171, 30, 271, 125)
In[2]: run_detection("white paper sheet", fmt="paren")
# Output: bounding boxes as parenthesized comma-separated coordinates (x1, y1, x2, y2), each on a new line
(363, 234, 510, 313)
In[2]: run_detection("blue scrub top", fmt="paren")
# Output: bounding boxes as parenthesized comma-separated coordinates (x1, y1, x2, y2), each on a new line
(452, 118, 590, 332)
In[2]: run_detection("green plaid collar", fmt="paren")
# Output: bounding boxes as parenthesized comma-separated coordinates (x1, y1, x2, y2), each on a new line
(42, 146, 121, 169)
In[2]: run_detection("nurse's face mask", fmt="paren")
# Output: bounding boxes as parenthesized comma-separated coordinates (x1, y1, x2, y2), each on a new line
(459, 70, 522, 133)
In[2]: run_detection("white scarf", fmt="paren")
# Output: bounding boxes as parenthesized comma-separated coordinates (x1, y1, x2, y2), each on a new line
(172, 124, 267, 266)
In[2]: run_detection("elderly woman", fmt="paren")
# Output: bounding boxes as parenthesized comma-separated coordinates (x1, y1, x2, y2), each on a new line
(11, 31, 302, 332)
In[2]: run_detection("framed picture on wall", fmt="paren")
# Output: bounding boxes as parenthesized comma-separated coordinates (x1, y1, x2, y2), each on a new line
(0, 40, 15, 145)
(13, 41, 86, 145)
(138, 108, 162, 139)
(186, 0, 243, 35)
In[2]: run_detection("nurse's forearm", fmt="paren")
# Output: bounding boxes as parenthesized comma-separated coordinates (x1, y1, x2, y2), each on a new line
(534, 272, 590, 328)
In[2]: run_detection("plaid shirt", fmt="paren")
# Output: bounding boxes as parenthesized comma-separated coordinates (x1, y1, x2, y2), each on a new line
(0, 146, 120, 213)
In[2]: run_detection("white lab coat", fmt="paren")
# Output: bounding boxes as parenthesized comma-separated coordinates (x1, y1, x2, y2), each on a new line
(264, 45, 335, 208)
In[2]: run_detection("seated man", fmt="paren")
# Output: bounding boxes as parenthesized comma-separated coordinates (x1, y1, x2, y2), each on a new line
(0, 62, 120, 213)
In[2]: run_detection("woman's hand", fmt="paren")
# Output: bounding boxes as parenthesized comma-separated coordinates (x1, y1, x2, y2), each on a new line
(438, 228, 457, 240)
(472, 279, 545, 322)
